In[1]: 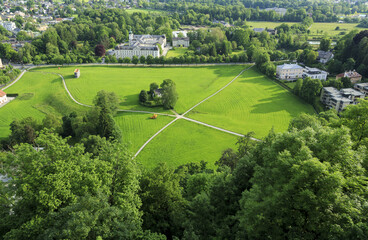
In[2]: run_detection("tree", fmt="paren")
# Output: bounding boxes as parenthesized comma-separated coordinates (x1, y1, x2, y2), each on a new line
(93, 90, 119, 115)
(139, 163, 186, 239)
(215, 148, 238, 171)
(132, 56, 139, 65)
(343, 58, 355, 71)
(300, 77, 322, 103)
(95, 44, 106, 57)
(139, 90, 148, 103)
(0, 132, 144, 239)
(319, 37, 332, 51)
(293, 78, 303, 95)
(140, 55, 146, 64)
(8, 117, 40, 146)
(161, 79, 178, 109)
(238, 123, 368, 239)
(148, 82, 158, 96)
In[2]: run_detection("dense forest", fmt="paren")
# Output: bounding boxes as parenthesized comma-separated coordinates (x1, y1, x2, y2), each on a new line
(1, 90, 368, 239)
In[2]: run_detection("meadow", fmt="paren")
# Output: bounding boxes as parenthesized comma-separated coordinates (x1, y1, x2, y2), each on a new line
(1, 65, 314, 168)
(247, 21, 362, 38)
(0, 72, 85, 139)
(33, 65, 246, 114)
(135, 119, 237, 169)
(187, 68, 315, 138)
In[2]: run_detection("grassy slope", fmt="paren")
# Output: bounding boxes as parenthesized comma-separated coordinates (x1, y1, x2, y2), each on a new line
(166, 47, 193, 58)
(34, 65, 247, 114)
(136, 119, 237, 169)
(187, 68, 315, 138)
(0, 72, 85, 139)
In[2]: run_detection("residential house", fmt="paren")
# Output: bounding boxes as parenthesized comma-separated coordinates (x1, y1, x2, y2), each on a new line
(264, 7, 287, 16)
(74, 69, 80, 78)
(0, 58, 3, 69)
(172, 37, 190, 47)
(0, 90, 7, 104)
(0, 21, 16, 31)
(153, 88, 163, 98)
(303, 67, 328, 81)
(320, 87, 364, 112)
(336, 70, 362, 84)
(276, 63, 304, 81)
(354, 82, 368, 96)
(317, 50, 334, 64)
(253, 28, 265, 33)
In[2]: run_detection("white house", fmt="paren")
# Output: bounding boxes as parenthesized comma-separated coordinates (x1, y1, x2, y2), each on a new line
(303, 67, 328, 81)
(0, 90, 7, 104)
(317, 50, 334, 64)
(109, 31, 166, 59)
(0, 21, 16, 31)
(276, 63, 304, 81)
(320, 87, 364, 112)
(0, 58, 3, 69)
(172, 37, 190, 47)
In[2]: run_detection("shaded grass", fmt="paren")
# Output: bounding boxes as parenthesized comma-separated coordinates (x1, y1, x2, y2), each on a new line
(187, 68, 315, 138)
(136, 119, 237, 169)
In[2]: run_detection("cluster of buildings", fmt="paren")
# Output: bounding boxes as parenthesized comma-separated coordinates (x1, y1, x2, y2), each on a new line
(108, 31, 167, 59)
(108, 30, 191, 59)
(320, 84, 367, 112)
(276, 64, 328, 81)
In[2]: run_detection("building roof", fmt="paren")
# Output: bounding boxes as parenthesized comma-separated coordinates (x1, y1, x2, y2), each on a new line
(317, 50, 333, 60)
(304, 67, 327, 75)
(74, 68, 79, 73)
(340, 88, 365, 97)
(277, 63, 304, 70)
(253, 28, 265, 32)
(173, 37, 189, 41)
(337, 70, 362, 78)
(0, 90, 6, 97)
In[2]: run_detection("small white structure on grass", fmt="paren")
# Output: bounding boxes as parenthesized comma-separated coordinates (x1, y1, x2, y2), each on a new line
(74, 69, 80, 78)
(0, 90, 7, 104)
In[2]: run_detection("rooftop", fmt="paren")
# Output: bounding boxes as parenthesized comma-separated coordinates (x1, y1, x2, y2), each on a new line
(0, 90, 6, 97)
(277, 63, 304, 70)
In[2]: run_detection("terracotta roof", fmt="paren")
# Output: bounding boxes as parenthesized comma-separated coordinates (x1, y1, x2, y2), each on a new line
(0, 90, 6, 97)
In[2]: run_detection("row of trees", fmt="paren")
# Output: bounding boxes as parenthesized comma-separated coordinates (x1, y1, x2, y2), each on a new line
(2, 99, 368, 239)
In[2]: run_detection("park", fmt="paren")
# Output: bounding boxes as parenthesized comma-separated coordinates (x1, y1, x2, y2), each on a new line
(0, 64, 314, 168)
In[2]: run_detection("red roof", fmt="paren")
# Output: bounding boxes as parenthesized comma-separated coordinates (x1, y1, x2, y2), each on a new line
(0, 90, 6, 97)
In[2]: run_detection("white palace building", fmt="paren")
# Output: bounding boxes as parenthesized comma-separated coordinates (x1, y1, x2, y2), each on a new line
(108, 31, 166, 59)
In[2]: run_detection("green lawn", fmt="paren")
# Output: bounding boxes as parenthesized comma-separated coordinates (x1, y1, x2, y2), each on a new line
(1, 65, 315, 169)
(247, 21, 362, 38)
(187, 68, 315, 138)
(34, 65, 247, 114)
(166, 47, 193, 58)
(136, 119, 237, 169)
(114, 112, 173, 153)
(0, 72, 85, 139)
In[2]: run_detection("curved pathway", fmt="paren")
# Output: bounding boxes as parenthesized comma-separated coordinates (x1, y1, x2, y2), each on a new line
(5, 65, 260, 159)
(1, 69, 27, 91)
(133, 65, 260, 158)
